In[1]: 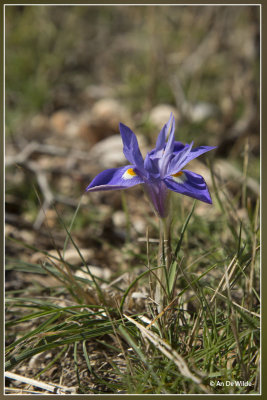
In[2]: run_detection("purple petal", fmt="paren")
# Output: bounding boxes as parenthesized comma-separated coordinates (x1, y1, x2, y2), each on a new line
(159, 115, 176, 176)
(155, 113, 173, 151)
(183, 145, 217, 165)
(173, 141, 186, 153)
(166, 142, 194, 176)
(86, 165, 144, 192)
(144, 153, 160, 180)
(143, 181, 169, 218)
(163, 114, 175, 156)
(119, 123, 144, 172)
(167, 144, 216, 176)
(164, 169, 212, 204)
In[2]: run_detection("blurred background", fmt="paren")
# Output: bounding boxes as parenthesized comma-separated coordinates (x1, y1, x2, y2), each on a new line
(5, 5, 260, 269)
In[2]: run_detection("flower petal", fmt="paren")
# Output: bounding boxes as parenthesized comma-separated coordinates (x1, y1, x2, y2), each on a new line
(155, 113, 173, 151)
(166, 142, 194, 176)
(144, 153, 160, 180)
(164, 169, 212, 204)
(163, 114, 175, 156)
(86, 165, 144, 192)
(182, 145, 217, 165)
(173, 141, 186, 153)
(159, 114, 176, 176)
(167, 144, 216, 176)
(119, 123, 144, 172)
(143, 181, 169, 218)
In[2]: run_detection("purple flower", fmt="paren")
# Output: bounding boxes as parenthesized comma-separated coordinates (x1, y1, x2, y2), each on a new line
(86, 114, 216, 218)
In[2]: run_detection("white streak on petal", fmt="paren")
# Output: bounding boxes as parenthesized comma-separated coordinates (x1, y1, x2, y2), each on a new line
(171, 172, 187, 184)
(122, 168, 137, 180)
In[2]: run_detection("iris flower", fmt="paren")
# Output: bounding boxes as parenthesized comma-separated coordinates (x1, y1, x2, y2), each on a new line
(86, 114, 216, 218)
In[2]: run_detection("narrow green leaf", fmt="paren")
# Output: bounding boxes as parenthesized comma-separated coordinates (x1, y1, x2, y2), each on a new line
(173, 200, 196, 260)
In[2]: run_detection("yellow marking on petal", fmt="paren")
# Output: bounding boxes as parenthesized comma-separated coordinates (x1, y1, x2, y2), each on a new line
(171, 170, 186, 184)
(172, 171, 183, 177)
(128, 168, 136, 176)
(122, 168, 137, 180)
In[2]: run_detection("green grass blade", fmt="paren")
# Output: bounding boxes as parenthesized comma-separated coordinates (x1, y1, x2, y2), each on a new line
(173, 200, 196, 261)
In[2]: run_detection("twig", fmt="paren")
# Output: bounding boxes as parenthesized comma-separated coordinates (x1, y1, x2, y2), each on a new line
(6, 142, 40, 167)
(5, 371, 77, 394)
(5, 141, 90, 167)
(5, 387, 49, 394)
(24, 160, 77, 229)
(6, 141, 89, 228)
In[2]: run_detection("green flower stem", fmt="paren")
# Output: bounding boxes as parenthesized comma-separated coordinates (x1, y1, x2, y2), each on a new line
(155, 217, 172, 314)
(163, 217, 171, 278)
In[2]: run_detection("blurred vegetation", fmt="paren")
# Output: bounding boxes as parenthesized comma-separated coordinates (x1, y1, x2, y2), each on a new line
(6, 5, 259, 139)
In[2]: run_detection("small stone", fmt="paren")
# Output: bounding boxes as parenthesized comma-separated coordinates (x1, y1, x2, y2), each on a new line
(31, 248, 94, 266)
(189, 102, 216, 123)
(89, 135, 125, 167)
(50, 110, 73, 134)
(88, 134, 147, 168)
(30, 114, 50, 131)
(112, 211, 126, 228)
(132, 216, 146, 234)
(84, 85, 115, 101)
(149, 104, 179, 129)
(78, 98, 132, 144)
(75, 266, 111, 280)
